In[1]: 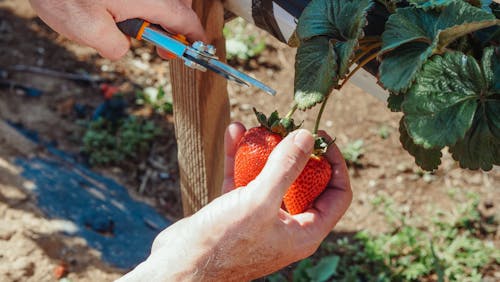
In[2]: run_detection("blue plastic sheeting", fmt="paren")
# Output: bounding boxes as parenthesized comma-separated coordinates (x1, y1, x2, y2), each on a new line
(10, 123, 172, 269)
(15, 155, 171, 269)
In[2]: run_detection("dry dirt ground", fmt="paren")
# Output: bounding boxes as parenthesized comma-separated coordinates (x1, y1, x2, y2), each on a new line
(0, 1, 499, 281)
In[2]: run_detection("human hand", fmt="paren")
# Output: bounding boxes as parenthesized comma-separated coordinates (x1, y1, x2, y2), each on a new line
(29, 0, 207, 60)
(117, 123, 352, 281)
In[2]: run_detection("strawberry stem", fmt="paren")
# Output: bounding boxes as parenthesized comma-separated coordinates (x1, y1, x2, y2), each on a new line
(313, 92, 331, 135)
(340, 51, 379, 89)
(350, 42, 382, 67)
(312, 39, 381, 137)
(358, 36, 381, 44)
(285, 103, 298, 119)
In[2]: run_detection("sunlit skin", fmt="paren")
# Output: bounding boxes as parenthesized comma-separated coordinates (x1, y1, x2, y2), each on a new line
(116, 124, 352, 281)
(29, 0, 207, 60)
(28, 1, 353, 280)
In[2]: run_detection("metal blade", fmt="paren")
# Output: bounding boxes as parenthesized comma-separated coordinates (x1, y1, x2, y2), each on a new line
(207, 59, 277, 96)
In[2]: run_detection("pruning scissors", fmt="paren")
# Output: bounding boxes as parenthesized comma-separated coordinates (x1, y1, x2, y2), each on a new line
(117, 19, 276, 96)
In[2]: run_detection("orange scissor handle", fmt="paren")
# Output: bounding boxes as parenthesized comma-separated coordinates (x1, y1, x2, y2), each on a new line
(117, 18, 189, 59)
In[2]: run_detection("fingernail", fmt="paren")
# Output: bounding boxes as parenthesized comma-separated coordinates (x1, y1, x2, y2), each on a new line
(293, 130, 313, 154)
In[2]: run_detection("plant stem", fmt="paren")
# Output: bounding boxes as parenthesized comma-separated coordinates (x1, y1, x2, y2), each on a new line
(358, 36, 382, 44)
(351, 42, 382, 66)
(313, 92, 331, 135)
(340, 51, 379, 89)
(285, 103, 298, 119)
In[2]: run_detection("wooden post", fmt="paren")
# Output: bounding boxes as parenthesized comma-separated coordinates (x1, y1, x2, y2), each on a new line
(169, 0, 230, 216)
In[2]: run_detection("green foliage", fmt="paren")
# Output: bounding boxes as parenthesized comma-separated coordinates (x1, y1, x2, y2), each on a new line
(377, 124, 391, 139)
(379, 0, 498, 92)
(293, 0, 500, 171)
(224, 18, 266, 60)
(294, 37, 338, 109)
(404, 48, 500, 170)
(82, 116, 161, 165)
(136, 86, 173, 114)
(289, 255, 339, 282)
(266, 192, 499, 281)
(399, 119, 442, 171)
(294, 0, 373, 110)
(340, 139, 364, 165)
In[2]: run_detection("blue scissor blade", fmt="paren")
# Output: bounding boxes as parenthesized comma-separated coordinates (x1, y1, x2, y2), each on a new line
(205, 59, 276, 96)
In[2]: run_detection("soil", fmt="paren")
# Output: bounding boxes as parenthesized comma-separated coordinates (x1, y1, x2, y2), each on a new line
(0, 1, 498, 281)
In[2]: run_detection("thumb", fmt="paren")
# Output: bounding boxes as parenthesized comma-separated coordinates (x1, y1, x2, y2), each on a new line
(249, 129, 314, 207)
(91, 12, 131, 60)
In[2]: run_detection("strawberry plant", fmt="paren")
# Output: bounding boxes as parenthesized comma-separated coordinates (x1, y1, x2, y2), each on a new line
(292, 0, 500, 171)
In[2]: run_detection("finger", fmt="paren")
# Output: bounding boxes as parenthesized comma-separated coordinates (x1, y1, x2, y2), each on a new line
(107, 0, 207, 42)
(293, 143, 352, 236)
(289, 184, 352, 250)
(92, 10, 131, 60)
(249, 129, 314, 206)
(30, 1, 131, 60)
(324, 143, 350, 189)
(222, 123, 246, 194)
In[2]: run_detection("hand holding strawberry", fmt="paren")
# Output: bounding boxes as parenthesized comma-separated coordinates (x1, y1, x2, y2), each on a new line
(118, 122, 352, 282)
(234, 109, 334, 214)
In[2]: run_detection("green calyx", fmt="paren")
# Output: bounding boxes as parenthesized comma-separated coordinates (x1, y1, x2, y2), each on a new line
(313, 135, 335, 156)
(253, 108, 301, 137)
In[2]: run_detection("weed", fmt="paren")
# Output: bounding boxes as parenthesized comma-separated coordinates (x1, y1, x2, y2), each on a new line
(136, 85, 173, 114)
(340, 139, 364, 166)
(266, 192, 499, 281)
(224, 18, 266, 60)
(378, 124, 391, 139)
(82, 116, 161, 165)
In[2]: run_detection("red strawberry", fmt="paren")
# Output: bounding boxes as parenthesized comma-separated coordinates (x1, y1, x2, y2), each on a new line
(283, 154, 332, 214)
(234, 126, 282, 188)
(234, 109, 332, 215)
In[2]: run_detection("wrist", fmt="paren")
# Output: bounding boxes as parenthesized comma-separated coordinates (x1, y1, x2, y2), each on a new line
(117, 217, 215, 282)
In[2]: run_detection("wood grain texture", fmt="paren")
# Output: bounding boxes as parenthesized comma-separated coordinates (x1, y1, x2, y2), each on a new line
(169, 0, 230, 216)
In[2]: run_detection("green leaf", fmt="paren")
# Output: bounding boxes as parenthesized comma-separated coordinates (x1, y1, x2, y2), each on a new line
(293, 259, 313, 282)
(449, 48, 500, 170)
(266, 273, 288, 282)
(408, 0, 491, 10)
(297, 0, 373, 41)
(402, 51, 488, 148)
(492, 47, 500, 90)
(408, 0, 454, 10)
(305, 255, 340, 282)
(379, 1, 499, 92)
(294, 37, 338, 109)
(387, 92, 405, 112)
(399, 119, 442, 171)
(379, 42, 433, 93)
(450, 102, 500, 170)
(294, 0, 373, 105)
(493, 2, 500, 18)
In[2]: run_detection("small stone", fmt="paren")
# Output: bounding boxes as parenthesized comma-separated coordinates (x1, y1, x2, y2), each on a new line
(325, 120, 333, 127)
(466, 173, 482, 185)
(141, 52, 152, 61)
(396, 163, 411, 173)
(0, 230, 15, 241)
(11, 257, 35, 277)
(239, 103, 252, 111)
(423, 173, 435, 183)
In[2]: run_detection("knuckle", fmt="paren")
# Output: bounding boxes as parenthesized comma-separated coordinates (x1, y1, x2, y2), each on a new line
(283, 152, 304, 176)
